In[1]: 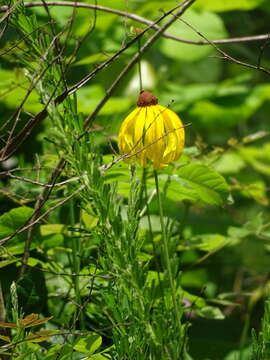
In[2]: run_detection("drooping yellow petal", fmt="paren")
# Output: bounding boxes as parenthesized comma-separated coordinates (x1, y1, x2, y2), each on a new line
(118, 91, 185, 169)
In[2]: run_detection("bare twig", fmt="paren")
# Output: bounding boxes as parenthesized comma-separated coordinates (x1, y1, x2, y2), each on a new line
(83, 0, 196, 130)
(0, 31, 64, 160)
(2, 172, 79, 187)
(19, 262, 114, 279)
(178, 17, 270, 76)
(0, 1, 187, 160)
(1, 1, 269, 45)
(100, 123, 191, 172)
(0, 175, 83, 246)
(0, 21, 55, 56)
(0, 2, 193, 256)
(257, 34, 270, 69)
(19, 158, 66, 275)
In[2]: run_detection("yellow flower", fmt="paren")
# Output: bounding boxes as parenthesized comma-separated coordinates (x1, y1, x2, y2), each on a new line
(118, 91, 185, 169)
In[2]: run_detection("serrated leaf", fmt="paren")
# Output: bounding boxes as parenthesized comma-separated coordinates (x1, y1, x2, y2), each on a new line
(172, 163, 230, 205)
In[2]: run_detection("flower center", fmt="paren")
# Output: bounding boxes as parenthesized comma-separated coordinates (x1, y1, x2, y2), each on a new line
(137, 90, 158, 107)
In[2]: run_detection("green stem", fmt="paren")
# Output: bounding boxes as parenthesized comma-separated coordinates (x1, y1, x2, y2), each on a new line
(137, 38, 143, 91)
(69, 198, 85, 329)
(143, 170, 163, 288)
(154, 170, 181, 328)
(239, 300, 253, 360)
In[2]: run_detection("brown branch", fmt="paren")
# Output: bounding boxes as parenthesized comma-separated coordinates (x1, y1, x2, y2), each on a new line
(83, 0, 196, 130)
(100, 123, 191, 172)
(0, 21, 55, 56)
(178, 17, 270, 76)
(18, 261, 115, 279)
(0, 1, 186, 160)
(0, 32, 64, 161)
(2, 172, 79, 187)
(1, 1, 269, 45)
(19, 158, 66, 275)
(0, 177, 83, 246)
(0, 2, 194, 263)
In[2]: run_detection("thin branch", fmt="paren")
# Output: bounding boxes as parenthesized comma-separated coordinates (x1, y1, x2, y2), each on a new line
(0, 1, 185, 160)
(178, 17, 270, 76)
(1, 1, 269, 45)
(19, 157, 66, 275)
(18, 261, 115, 279)
(100, 123, 191, 172)
(83, 0, 196, 130)
(0, 21, 55, 57)
(0, 177, 83, 246)
(2, 172, 80, 187)
(0, 34, 64, 160)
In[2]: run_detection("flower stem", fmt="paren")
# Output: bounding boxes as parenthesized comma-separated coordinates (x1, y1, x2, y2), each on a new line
(154, 170, 181, 327)
(137, 38, 143, 91)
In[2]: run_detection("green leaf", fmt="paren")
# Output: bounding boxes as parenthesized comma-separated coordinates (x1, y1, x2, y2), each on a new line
(0, 206, 34, 240)
(40, 224, 65, 236)
(0, 259, 18, 268)
(74, 53, 115, 67)
(161, 83, 217, 112)
(213, 152, 246, 174)
(0, 207, 38, 255)
(194, 0, 265, 12)
(44, 344, 74, 360)
(161, 9, 227, 61)
(82, 209, 99, 229)
(25, 330, 58, 343)
(225, 346, 252, 360)
(82, 354, 111, 360)
(169, 163, 230, 205)
(238, 143, 270, 176)
(77, 85, 132, 115)
(189, 84, 270, 128)
(233, 173, 268, 206)
(198, 305, 225, 320)
(181, 269, 208, 288)
(74, 333, 102, 355)
(193, 234, 227, 252)
(0, 69, 42, 113)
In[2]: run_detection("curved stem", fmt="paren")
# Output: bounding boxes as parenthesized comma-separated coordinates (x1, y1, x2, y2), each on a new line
(1, 1, 269, 45)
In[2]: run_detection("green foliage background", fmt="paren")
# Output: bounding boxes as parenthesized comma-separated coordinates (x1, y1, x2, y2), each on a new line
(0, 0, 270, 359)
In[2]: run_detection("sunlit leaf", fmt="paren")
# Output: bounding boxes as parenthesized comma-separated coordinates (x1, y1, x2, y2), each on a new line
(161, 9, 227, 61)
(198, 305, 225, 320)
(194, 0, 265, 11)
(170, 163, 230, 205)
(0, 335, 11, 342)
(74, 333, 102, 355)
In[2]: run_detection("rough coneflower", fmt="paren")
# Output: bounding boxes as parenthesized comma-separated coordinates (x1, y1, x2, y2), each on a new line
(118, 90, 185, 169)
